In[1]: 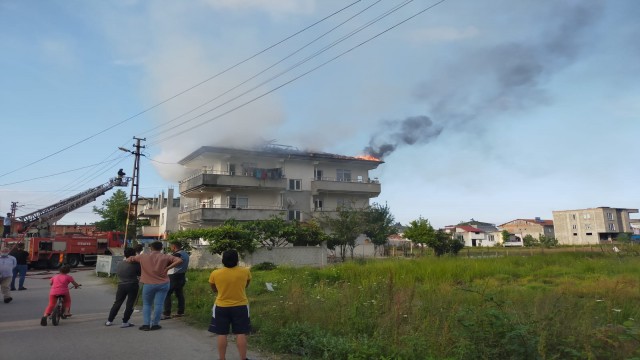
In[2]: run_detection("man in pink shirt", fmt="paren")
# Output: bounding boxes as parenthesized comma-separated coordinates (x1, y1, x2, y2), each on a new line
(127, 241, 182, 331)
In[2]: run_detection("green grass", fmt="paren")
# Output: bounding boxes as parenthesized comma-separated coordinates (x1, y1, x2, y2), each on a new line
(174, 252, 640, 359)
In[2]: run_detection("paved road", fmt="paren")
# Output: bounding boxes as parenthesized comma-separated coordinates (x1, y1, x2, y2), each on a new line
(0, 267, 261, 360)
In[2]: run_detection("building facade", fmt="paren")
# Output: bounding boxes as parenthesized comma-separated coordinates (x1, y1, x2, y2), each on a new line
(552, 207, 638, 245)
(499, 218, 555, 242)
(137, 188, 181, 239)
(177, 145, 382, 230)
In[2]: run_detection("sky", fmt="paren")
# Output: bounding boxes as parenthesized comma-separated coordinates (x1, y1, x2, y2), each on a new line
(1, 0, 639, 228)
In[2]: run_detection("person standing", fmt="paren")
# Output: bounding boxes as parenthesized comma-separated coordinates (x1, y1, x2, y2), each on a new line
(3, 213, 11, 237)
(105, 247, 141, 328)
(126, 241, 182, 331)
(0, 246, 17, 303)
(162, 241, 190, 319)
(208, 250, 252, 360)
(10, 243, 29, 291)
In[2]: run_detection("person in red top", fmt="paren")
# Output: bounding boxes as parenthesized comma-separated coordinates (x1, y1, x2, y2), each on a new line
(126, 241, 182, 331)
(41, 265, 81, 326)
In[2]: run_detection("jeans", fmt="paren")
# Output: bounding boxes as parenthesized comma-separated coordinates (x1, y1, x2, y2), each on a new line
(11, 264, 27, 290)
(142, 282, 170, 326)
(164, 273, 186, 316)
(108, 282, 139, 323)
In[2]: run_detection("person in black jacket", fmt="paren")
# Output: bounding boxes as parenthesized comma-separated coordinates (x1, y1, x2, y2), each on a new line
(10, 243, 29, 291)
(105, 247, 141, 328)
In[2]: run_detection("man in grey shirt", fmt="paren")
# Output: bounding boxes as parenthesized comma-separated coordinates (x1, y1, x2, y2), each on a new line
(106, 247, 141, 327)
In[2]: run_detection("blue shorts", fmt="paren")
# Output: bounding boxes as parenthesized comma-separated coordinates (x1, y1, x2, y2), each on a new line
(208, 304, 251, 335)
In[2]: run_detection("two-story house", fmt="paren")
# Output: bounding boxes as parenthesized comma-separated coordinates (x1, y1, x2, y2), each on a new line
(499, 218, 555, 242)
(176, 145, 383, 230)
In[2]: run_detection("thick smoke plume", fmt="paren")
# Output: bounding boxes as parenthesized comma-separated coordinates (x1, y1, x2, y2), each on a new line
(364, 1, 600, 160)
(364, 115, 442, 159)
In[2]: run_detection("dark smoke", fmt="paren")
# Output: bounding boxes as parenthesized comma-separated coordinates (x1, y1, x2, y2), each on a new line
(364, 115, 442, 159)
(364, 1, 601, 160)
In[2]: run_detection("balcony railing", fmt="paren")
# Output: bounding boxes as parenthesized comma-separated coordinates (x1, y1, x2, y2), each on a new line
(179, 205, 286, 224)
(180, 169, 286, 195)
(311, 178, 381, 196)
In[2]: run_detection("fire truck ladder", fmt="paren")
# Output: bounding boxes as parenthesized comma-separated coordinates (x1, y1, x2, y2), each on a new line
(17, 177, 130, 236)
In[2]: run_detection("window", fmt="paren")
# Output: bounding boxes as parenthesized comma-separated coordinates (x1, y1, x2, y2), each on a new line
(228, 163, 236, 176)
(607, 212, 613, 220)
(161, 213, 165, 225)
(586, 233, 593, 236)
(583, 213, 591, 219)
(314, 169, 323, 181)
(337, 169, 351, 182)
(357, 175, 363, 183)
(572, 214, 576, 220)
(314, 199, 323, 211)
(288, 179, 301, 190)
(228, 195, 248, 209)
(288, 210, 301, 221)
(609, 223, 615, 231)
(573, 233, 578, 236)
(572, 224, 577, 230)
(489, 235, 495, 241)
(585, 224, 591, 230)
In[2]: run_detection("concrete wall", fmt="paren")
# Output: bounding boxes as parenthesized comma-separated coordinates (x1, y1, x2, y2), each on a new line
(188, 245, 327, 269)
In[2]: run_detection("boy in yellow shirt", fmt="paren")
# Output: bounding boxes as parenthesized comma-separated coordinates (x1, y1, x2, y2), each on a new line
(208, 250, 251, 360)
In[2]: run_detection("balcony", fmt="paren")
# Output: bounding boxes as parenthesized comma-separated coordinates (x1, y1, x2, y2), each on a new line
(139, 225, 160, 237)
(311, 178, 381, 196)
(179, 205, 286, 226)
(138, 208, 160, 217)
(180, 170, 286, 196)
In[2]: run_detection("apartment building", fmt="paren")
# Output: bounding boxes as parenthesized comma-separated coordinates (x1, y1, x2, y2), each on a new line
(552, 207, 638, 245)
(499, 218, 555, 241)
(137, 188, 181, 239)
(177, 145, 383, 230)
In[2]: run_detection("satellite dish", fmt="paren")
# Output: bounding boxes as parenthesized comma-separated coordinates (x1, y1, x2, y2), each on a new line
(286, 197, 296, 207)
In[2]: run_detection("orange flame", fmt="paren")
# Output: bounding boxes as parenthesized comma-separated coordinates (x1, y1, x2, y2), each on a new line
(355, 154, 381, 161)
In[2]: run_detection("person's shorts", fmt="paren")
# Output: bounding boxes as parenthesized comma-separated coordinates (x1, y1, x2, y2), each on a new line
(208, 304, 251, 335)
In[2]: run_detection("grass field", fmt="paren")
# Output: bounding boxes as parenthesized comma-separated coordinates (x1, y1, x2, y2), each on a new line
(176, 251, 640, 359)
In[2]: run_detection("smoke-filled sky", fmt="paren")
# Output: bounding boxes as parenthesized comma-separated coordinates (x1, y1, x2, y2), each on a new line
(1, 0, 639, 227)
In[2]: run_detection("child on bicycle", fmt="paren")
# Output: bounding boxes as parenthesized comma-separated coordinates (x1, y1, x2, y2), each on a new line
(41, 264, 81, 326)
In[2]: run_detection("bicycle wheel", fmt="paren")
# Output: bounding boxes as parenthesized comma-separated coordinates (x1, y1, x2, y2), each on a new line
(51, 302, 61, 326)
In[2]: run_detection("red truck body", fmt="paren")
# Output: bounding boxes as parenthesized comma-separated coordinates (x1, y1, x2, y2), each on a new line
(2, 231, 124, 268)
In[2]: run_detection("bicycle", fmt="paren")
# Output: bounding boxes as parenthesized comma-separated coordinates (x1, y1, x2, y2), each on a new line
(51, 284, 81, 326)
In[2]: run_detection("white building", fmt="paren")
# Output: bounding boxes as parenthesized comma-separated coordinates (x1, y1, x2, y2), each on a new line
(552, 207, 638, 245)
(177, 145, 383, 229)
(137, 188, 181, 239)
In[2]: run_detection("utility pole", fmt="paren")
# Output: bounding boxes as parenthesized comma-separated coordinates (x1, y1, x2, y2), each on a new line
(119, 137, 146, 246)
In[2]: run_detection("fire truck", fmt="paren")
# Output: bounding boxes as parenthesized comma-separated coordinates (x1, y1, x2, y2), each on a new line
(2, 176, 130, 268)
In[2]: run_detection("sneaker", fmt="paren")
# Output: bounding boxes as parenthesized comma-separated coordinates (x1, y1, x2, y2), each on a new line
(139, 325, 150, 331)
(160, 315, 171, 320)
(105, 321, 113, 326)
(121, 322, 135, 328)
(19, 287, 27, 290)
(40, 316, 47, 326)
(150, 325, 162, 331)
(10, 287, 16, 291)
(133, 309, 141, 313)
(4, 297, 12, 303)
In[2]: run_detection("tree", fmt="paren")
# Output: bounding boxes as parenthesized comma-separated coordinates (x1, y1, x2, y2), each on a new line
(403, 217, 435, 255)
(501, 230, 511, 244)
(321, 205, 364, 261)
(538, 234, 559, 248)
(168, 221, 257, 255)
(244, 216, 290, 248)
(93, 189, 129, 232)
(283, 220, 327, 247)
(522, 234, 537, 247)
(434, 230, 464, 256)
(616, 232, 632, 244)
(362, 203, 397, 257)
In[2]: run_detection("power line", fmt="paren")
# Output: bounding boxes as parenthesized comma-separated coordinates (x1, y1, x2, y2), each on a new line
(150, 0, 448, 146)
(146, 0, 414, 143)
(0, 157, 127, 186)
